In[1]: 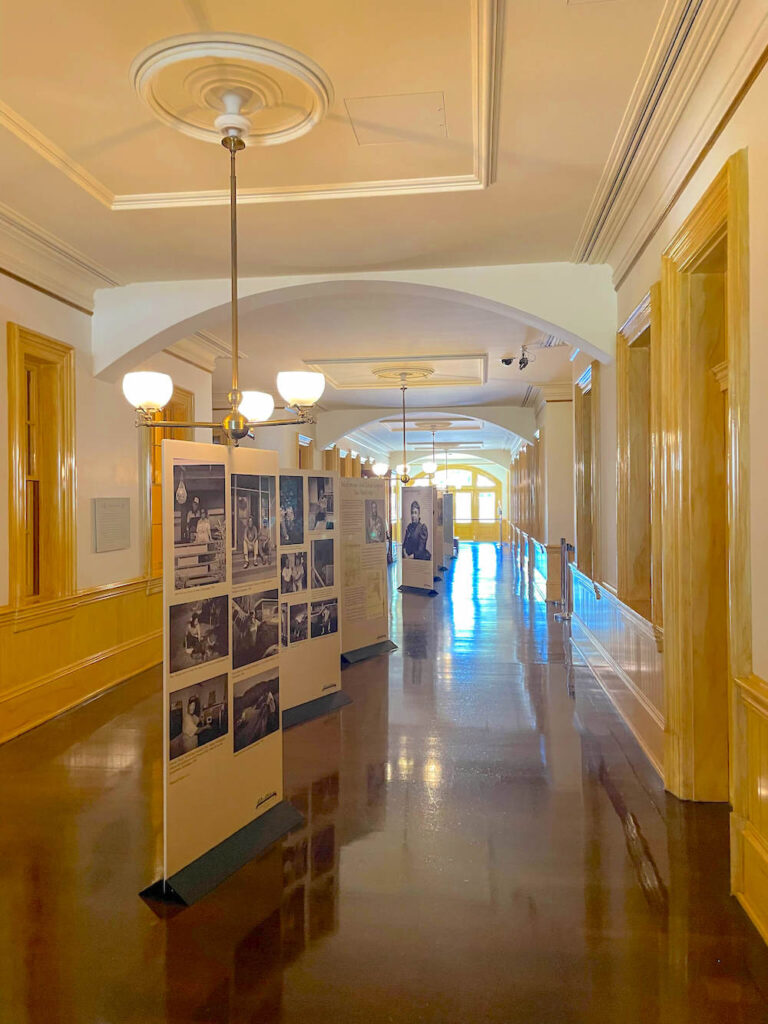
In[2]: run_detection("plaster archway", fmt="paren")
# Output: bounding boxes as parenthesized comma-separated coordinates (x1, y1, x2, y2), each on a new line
(92, 264, 616, 380)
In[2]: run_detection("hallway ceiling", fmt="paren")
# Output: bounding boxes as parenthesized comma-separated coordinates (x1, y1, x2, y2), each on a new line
(0, 0, 665, 282)
(210, 285, 575, 416)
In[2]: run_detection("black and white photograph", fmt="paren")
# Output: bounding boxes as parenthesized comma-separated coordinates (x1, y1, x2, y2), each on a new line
(310, 598, 338, 638)
(365, 499, 387, 544)
(281, 551, 307, 594)
(233, 669, 280, 753)
(281, 603, 289, 647)
(290, 603, 309, 643)
(231, 473, 277, 586)
(280, 476, 304, 546)
(232, 589, 279, 670)
(168, 673, 228, 761)
(308, 476, 334, 531)
(402, 497, 431, 561)
(173, 462, 227, 589)
(311, 538, 335, 589)
(169, 595, 228, 674)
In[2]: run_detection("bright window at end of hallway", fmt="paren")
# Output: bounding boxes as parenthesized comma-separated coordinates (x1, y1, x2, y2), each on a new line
(7, 323, 76, 605)
(455, 491, 472, 522)
(478, 491, 496, 522)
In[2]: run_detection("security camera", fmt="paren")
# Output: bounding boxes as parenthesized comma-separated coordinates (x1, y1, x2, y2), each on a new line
(519, 351, 529, 370)
(500, 357, 513, 366)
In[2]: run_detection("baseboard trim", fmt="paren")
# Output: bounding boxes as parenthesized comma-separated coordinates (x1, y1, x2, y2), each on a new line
(0, 629, 162, 746)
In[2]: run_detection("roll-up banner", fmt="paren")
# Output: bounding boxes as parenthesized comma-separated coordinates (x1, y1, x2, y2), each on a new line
(162, 440, 293, 899)
(400, 485, 436, 593)
(339, 477, 391, 658)
(443, 491, 455, 562)
(278, 469, 342, 717)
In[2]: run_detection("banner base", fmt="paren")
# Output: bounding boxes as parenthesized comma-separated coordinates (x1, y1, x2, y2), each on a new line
(398, 584, 438, 597)
(438, 564, 448, 571)
(140, 800, 304, 909)
(342, 639, 398, 665)
(283, 690, 352, 730)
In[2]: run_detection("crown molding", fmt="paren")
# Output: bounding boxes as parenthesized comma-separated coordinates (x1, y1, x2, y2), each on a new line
(619, 291, 652, 343)
(0, 1, 502, 212)
(573, 0, 740, 267)
(0, 199, 120, 311)
(538, 381, 574, 403)
(613, 10, 768, 288)
(166, 330, 231, 372)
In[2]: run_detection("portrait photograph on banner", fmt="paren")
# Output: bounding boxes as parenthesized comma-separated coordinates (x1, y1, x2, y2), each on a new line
(290, 603, 309, 643)
(168, 673, 228, 761)
(231, 589, 280, 669)
(172, 461, 227, 589)
(311, 597, 338, 638)
(280, 476, 305, 546)
(233, 669, 280, 753)
(168, 595, 229, 674)
(311, 538, 335, 589)
(308, 475, 335, 531)
(281, 551, 307, 594)
(231, 473, 277, 586)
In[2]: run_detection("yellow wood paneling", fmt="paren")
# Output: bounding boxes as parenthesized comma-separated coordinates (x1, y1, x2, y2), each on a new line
(0, 580, 161, 745)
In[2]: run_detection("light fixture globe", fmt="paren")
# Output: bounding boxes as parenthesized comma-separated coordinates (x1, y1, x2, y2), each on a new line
(422, 459, 438, 475)
(276, 371, 325, 407)
(238, 390, 275, 422)
(372, 461, 389, 477)
(122, 371, 174, 411)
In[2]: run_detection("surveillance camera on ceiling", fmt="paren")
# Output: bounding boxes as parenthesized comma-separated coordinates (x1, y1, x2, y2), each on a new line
(500, 357, 513, 366)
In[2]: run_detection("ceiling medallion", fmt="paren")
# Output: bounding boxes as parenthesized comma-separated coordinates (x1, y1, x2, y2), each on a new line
(130, 33, 333, 146)
(371, 366, 435, 384)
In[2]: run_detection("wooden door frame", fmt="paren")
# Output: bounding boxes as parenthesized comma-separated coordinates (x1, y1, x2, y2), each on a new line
(660, 149, 751, 801)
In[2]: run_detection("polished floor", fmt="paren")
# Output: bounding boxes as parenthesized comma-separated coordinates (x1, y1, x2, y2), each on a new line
(2, 543, 768, 1023)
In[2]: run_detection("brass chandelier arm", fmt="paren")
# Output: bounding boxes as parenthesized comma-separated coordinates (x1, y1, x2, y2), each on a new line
(138, 413, 314, 430)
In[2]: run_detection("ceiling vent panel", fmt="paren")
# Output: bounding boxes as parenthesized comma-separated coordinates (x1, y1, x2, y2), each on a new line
(344, 92, 447, 145)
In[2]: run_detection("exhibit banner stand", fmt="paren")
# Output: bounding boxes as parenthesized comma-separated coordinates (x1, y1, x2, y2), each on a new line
(278, 469, 348, 730)
(339, 477, 397, 665)
(143, 439, 303, 909)
(398, 485, 438, 596)
(436, 492, 448, 572)
(443, 492, 455, 568)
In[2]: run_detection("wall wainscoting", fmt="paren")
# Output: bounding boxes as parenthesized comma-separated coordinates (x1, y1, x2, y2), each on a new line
(570, 566, 665, 778)
(732, 675, 768, 946)
(0, 578, 162, 745)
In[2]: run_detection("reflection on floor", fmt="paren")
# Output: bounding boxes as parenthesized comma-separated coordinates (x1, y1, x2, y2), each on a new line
(2, 542, 768, 1022)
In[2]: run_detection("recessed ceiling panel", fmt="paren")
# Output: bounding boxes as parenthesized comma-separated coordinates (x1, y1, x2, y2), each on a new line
(304, 354, 488, 390)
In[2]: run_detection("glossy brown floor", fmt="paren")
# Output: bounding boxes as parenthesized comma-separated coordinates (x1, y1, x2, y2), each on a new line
(3, 543, 768, 1023)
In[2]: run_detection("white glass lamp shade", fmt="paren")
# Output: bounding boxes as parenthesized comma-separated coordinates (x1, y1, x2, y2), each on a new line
(238, 390, 275, 423)
(122, 371, 173, 411)
(395, 464, 410, 477)
(372, 461, 389, 477)
(276, 371, 325, 407)
(422, 459, 438, 475)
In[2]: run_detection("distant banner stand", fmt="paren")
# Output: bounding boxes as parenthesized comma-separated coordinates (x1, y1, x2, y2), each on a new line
(436, 492, 448, 571)
(398, 486, 438, 596)
(443, 492, 455, 564)
(278, 469, 349, 730)
(145, 439, 301, 909)
(433, 495, 443, 581)
(339, 477, 397, 665)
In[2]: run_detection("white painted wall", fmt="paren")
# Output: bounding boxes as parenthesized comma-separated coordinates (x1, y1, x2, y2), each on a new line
(0, 276, 212, 603)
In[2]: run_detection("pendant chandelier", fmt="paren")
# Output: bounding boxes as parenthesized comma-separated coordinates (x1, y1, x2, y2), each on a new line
(398, 377, 410, 484)
(121, 91, 325, 444)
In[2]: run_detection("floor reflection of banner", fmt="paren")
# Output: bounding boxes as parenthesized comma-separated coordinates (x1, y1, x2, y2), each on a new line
(400, 486, 435, 591)
(278, 469, 341, 711)
(339, 477, 389, 655)
(163, 439, 283, 880)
